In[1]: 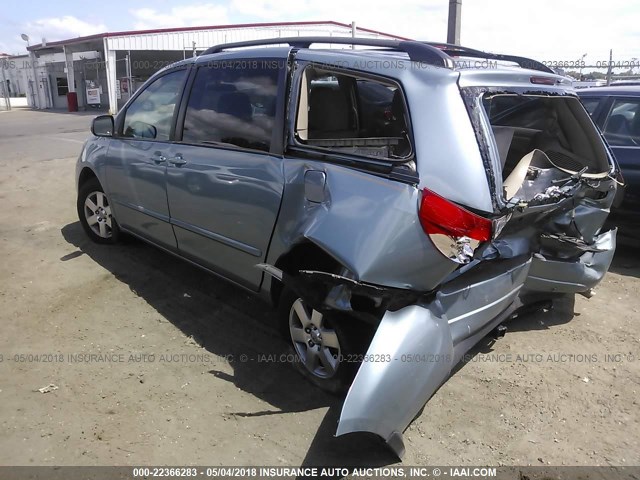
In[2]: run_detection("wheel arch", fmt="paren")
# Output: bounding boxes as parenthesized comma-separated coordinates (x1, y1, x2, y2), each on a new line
(77, 166, 99, 190)
(269, 240, 344, 308)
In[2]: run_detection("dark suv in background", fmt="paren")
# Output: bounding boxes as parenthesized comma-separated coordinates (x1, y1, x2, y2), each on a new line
(578, 86, 640, 239)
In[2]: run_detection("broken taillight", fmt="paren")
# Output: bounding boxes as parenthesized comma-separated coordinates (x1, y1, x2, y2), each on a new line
(418, 188, 492, 242)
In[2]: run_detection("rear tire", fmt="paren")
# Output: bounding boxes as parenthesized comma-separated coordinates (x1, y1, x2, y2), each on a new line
(77, 177, 120, 244)
(277, 287, 367, 395)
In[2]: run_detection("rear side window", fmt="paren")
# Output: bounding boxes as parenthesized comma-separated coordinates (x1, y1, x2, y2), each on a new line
(181, 62, 279, 152)
(294, 66, 412, 160)
(122, 70, 186, 141)
(580, 97, 601, 117)
(603, 99, 640, 147)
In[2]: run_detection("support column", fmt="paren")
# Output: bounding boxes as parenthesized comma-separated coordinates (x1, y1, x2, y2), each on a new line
(63, 46, 75, 92)
(0, 60, 10, 111)
(104, 38, 118, 114)
(447, 0, 462, 45)
(351, 21, 356, 49)
(28, 51, 42, 109)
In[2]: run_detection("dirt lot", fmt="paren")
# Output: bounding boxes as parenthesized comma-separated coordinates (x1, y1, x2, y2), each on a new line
(0, 109, 639, 468)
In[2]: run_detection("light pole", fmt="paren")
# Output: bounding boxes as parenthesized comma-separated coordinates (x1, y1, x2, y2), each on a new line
(22, 33, 39, 108)
(579, 53, 587, 80)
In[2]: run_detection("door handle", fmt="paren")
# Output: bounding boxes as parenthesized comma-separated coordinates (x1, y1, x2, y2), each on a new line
(168, 154, 187, 166)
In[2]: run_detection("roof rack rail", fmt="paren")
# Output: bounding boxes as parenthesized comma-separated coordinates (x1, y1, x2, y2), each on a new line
(201, 36, 455, 69)
(425, 42, 554, 74)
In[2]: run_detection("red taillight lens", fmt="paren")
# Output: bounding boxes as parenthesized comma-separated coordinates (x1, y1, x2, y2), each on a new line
(418, 188, 492, 242)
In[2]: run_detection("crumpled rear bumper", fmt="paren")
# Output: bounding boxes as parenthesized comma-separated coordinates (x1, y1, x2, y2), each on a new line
(336, 257, 533, 458)
(524, 228, 617, 294)
(335, 304, 453, 458)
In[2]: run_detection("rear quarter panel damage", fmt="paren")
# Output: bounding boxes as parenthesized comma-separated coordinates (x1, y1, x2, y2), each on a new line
(265, 159, 458, 291)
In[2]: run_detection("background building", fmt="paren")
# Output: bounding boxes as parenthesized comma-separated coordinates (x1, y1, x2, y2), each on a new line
(1, 53, 30, 97)
(5, 21, 407, 113)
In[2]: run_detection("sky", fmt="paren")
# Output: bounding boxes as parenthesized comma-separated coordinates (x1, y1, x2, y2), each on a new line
(1, 0, 638, 67)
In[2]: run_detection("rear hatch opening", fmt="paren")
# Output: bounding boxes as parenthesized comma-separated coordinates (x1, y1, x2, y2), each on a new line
(448, 87, 620, 266)
(482, 92, 614, 207)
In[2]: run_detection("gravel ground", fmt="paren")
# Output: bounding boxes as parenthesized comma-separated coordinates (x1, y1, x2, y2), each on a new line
(0, 109, 638, 468)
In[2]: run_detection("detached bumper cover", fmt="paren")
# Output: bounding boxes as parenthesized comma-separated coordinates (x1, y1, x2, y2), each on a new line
(335, 304, 454, 459)
(336, 257, 533, 458)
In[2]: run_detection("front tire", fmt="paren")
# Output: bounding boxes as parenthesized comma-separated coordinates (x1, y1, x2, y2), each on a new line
(77, 177, 120, 244)
(278, 287, 362, 395)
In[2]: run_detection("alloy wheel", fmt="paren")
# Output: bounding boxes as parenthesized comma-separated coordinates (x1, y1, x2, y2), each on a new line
(84, 191, 113, 239)
(288, 298, 341, 379)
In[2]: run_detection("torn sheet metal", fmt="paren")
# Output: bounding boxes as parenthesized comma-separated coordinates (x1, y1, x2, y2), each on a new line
(546, 199, 612, 245)
(476, 168, 615, 262)
(524, 228, 616, 294)
(256, 263, 427, 319)
(539, 232, 608, 258)
(505, 164, 584, 208)
(477, 236, 532, 260)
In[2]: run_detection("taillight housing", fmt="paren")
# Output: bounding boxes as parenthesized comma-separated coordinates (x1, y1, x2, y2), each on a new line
(418, 188, 493, 263)
(530, 76, 557, 85)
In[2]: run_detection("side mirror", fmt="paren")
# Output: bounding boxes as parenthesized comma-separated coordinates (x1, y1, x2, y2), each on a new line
(91, 115, 114, 137)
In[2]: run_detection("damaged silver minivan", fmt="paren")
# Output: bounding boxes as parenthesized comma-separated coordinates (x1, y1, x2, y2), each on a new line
(76, 38, 619, 458)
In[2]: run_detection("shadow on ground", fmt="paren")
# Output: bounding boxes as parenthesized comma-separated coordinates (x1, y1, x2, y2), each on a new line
(61, 222, 398, 472)
(609, 242, 640, 279)
(448, 294, 576, 381)
(62, 218, 635, 471)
